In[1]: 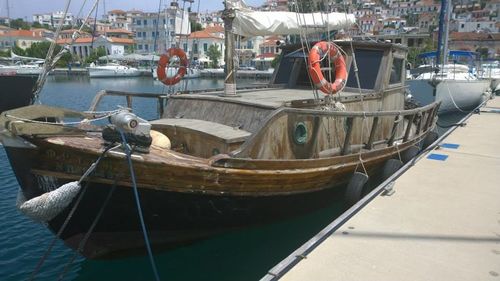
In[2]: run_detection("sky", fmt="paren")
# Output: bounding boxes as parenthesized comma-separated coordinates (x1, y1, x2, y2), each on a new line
(0, 0, 264, 20)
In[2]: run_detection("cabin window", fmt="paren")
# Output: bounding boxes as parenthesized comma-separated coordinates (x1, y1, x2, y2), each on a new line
(389, 58, 404, 84)
(345, 49, 383, 89)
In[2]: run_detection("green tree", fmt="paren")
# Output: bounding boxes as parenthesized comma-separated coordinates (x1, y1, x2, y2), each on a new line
(10, 18, 31, 30)
(407, 38, 436, 67)
(206, 44, 222, 68)
(22, 41, 74, 67)
(85, 46, 107, 64)
(11, 45, 26, 56)
(31, 22, 53, 30)
(0, 49, 10, 57)
(190, 21, 203, 32)
(271, 54, 281, 68)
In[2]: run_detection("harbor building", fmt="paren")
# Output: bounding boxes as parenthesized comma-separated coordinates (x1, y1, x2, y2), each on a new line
(32, 11, 74, 28)
(0, 29, 47, 51)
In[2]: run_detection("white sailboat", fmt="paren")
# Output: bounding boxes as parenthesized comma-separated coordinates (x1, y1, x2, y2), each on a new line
(480, 61, 500, 93)
(0, 52, 44, 76)
(87, 63, 142, 78)
(407, 0, 490, 114)
(407, 54, 491, 114)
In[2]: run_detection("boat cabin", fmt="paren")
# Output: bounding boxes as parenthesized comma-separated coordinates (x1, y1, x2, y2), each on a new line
(144, 41, 429, 161)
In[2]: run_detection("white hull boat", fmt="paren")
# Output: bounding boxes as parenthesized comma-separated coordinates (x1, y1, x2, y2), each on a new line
(0, 64, 43, 76)
(407, 79, 490, 114)
(88, 64, 142, 78)
(152, 67, 200, 80)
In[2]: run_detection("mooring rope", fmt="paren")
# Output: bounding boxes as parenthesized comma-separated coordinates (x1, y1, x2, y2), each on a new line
(57, 182, 117, 281)
(28, 143, 115, 281)
(119, 131, 161, 281)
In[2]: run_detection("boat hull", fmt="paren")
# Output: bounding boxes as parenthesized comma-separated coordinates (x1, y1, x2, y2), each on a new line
(0, 75, 37, 113)
(88, 68, 142, 78)
(152, 67, 200, 80)
(407, 79, 490, 114)
(4, 139, 415, 258)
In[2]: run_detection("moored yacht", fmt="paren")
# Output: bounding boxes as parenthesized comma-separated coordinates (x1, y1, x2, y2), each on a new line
(407, 51, 491, 114)
(87, 63, 142, 78)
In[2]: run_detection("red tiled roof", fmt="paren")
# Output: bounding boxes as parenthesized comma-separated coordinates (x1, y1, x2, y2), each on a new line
(188, 30, 223, 40)
(449, 31, 500, 41)
(204, 25, 224, 33)
(56, 37, 96, 44)
(0, 30, 44, 38)
(108, 9, 126, 14)
(108, 37, 134, 44)
(256, 53, 277, 59)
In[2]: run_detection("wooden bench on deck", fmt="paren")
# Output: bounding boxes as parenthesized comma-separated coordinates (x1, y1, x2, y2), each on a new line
(150, 118, 251, 158)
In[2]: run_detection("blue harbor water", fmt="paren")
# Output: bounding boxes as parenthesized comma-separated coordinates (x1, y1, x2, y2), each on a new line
(0, 76, 466, 281)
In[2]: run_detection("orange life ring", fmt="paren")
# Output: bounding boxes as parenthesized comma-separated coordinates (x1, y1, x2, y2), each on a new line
(157, 48, 188, 86)
(308, 42, 347, 95)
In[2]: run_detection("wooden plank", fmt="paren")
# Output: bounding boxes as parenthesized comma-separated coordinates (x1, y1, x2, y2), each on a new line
(341, 117, 354, 155)
(365, 117, 379, 150)
(387, 115, 400, 146)
(403, 114, 415, 142)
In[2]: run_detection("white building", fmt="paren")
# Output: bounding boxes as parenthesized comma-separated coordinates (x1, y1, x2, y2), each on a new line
(106, 9, 142, 31)
(457, 21, 498, 32)
(186, 26, 225, 67)
(56, 36, 134, 60)
(132, 4, 190, 54)
(32, 11, 74, 28)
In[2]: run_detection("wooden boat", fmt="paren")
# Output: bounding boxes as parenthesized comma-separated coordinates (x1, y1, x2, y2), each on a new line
(0, 40, 439, 258)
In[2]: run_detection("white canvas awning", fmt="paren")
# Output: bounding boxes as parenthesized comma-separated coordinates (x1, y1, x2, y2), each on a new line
(226, 0, 355, 37)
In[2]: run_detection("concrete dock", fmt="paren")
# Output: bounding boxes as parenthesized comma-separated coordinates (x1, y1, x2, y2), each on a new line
(265, 97, 500, 281)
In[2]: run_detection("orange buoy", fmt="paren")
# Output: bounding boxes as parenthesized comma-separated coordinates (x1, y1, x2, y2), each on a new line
(308, 42, 347, 95)
(157, 48, 188, 86)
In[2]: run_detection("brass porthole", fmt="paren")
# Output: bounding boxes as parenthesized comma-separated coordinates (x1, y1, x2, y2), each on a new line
(293, 122, 308, 144)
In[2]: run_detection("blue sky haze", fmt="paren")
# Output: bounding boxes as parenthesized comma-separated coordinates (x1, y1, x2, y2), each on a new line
(1, 0, 264, 20)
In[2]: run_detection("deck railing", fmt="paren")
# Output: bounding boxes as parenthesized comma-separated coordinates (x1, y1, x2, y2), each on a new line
(88, 90, 168, 118)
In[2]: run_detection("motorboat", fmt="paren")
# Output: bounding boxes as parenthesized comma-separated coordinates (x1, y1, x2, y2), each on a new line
(407, 52, 490, 114)
(88, 63, 142, 78)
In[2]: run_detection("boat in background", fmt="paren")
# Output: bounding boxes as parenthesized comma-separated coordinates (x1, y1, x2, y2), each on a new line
(407, 51, 491, 114)
(87, 63, 142, 78)
(152, 66, 201, 80)
(480, 61, 500, 94)
(0, 52, 44, 76)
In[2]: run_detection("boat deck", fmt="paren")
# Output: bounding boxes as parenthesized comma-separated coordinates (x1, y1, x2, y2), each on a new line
(264, 97, 500, 281)
(176, 87, 373, 109)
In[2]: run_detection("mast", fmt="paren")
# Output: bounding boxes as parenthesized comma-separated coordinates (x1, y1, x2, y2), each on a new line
(442, 0, 452, 68)
(222, 2, 237, 96)
(435, 0, 447, 68)
(6, 0, 10, 28)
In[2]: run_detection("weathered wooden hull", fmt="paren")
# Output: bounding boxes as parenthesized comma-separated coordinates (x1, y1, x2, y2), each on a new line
(4, 130, 425, 258)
